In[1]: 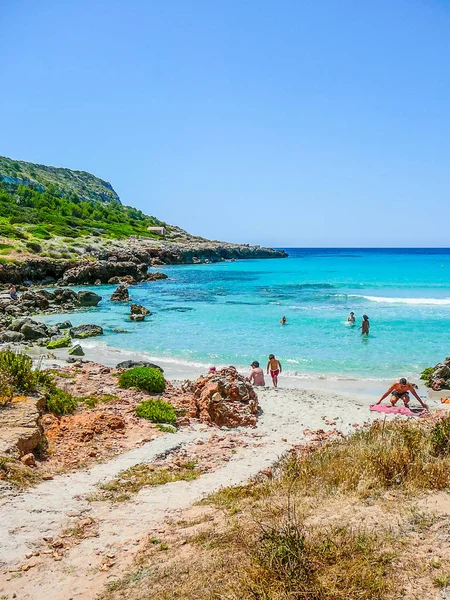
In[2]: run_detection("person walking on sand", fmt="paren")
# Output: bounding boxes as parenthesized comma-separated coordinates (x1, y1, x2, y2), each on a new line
(280, 316, 287, 325)
(267, 354, 282, 388)
(248, 361, 265, 386)
(347, 311, 355, 324)
(375, 378, 428, 410)
(359, 314, 370, 335)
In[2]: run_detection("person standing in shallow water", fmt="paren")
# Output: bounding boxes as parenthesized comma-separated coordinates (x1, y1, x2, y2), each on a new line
(359, 314, 370, 335)
(280, 316, 287, 325)
(267, 354, 282, 388)
(347, 312, 355, 324)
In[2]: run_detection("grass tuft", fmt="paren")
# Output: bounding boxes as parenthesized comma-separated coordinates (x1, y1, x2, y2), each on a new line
(135, 399, 176, 424)
(119, 367, 166, 394)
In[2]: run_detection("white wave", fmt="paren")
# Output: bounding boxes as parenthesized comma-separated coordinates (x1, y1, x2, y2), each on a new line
(353, 295, 450, 306)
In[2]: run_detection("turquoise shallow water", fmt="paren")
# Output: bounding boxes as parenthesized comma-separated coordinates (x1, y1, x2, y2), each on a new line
(44, 248, 450, 380)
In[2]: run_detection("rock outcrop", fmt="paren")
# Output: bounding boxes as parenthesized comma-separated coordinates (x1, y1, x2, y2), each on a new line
(422, 358, 450, 390)
(165, 366, 259, 428)
(0, 395, 45, 457)
(130, 304, 150, 321)
(59, 261, 147, 285)
(116, 360, 163, 372)
(0, 287, 101, 319)
(77, 290, 102, 306)
(69, 324, 104, 339)
(111, 285, 130, 302)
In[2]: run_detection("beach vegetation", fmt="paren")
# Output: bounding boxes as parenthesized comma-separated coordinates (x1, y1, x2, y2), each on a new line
(46, 388, 77, 416)
(0, 455, 41, 489)
(46, 336, 71, 349)
(420, 366, 434, 386)
(119, 367, 166, 394)
(90, 462, 199, 502)
(0, 350, 53, 394)
(135, 399, 176, 424)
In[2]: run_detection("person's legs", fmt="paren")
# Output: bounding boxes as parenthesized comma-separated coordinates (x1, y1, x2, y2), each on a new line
(401, 393, 410, 406)
(390, 393, 399, 406)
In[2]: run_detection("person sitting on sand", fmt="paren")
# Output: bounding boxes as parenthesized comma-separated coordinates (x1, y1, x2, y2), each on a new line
(280, 316, 287, 325)
(248, 361, 265, 386)
(9, 285, 18, 302)
(347, 312, 355, 323)
(267, 354, 282, 388)
(375, 377, 428, 410)
(359, 314, 370, 335)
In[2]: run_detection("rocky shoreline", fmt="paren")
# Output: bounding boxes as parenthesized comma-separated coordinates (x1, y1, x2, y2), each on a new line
(0, 238, 287, 285)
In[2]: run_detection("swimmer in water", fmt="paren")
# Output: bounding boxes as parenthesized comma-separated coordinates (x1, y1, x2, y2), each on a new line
(359, 314, 370, 335)
(347, 312, 355, 324)
(280, 316, 287, 325)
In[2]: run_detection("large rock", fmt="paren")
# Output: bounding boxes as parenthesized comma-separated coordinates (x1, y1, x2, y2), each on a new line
(424, 357, 450, 390)
(54, 320, 73, 330)
(70, 324, 104, 339)
(0, 395, 45, 456)
(130, 304, 150, 316)
(165, 366, 259, 428)
(110, 285, 130, 302)
(77, 290, 102, 306)
(146, 272, 168, 281)
(20, 322, 49, 340)
(53, 288, 78, 305)
(108, 275, 136, 285)
(68, 344, 85, 356)
(0, 331, 25, 343)
(116, 360, 163, 372)
(60, 261, 147, 285)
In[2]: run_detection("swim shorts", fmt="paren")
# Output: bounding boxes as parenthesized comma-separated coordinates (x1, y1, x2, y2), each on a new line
(270, 369, 280, 377)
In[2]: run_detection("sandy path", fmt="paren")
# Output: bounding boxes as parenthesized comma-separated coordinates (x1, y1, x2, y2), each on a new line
(0, 387, 404, 599)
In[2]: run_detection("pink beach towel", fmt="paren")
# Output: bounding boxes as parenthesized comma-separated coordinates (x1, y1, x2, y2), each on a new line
(370, 404, 426, 417)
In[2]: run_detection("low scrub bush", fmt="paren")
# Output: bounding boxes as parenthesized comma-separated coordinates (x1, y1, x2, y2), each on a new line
(0, 372, 14, 405)
(119, 367, 165, 393)
(0, 350, 52, 393)
(421, 366, 434, 387)
(431, 415, 450, 456)
(135, 399, 176, 424)
(46, 388, 77, 416)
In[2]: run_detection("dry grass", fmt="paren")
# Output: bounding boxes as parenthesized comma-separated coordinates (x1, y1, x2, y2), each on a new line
(0, 455, 41, 489)
(89, 461, 200, 503)
(101, 416, 450, 600)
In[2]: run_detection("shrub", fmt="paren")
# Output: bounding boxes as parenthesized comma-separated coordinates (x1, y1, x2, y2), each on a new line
(25, 241, 42, 253)
(0, 372, 14, 406)
(0, 351, 35, 392)
(46, 388, 77, 416)
(431, 416, 450, 456)
(119, 367, 166, 393)
(420, 367, 434, 387)
(135, 399, 176, 424)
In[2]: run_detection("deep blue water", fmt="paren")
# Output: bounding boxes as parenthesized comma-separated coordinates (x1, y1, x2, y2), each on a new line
(44, 248, 450, 380)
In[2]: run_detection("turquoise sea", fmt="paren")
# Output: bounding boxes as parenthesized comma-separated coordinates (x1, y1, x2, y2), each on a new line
(44, 248, 450, 381)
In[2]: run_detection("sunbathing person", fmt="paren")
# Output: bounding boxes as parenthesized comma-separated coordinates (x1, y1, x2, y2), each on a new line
(248, 361, 265, 386)
(375, 378, 428, 410)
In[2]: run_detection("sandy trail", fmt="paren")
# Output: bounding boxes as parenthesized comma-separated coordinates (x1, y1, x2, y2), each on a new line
(0, 387, 404, 599)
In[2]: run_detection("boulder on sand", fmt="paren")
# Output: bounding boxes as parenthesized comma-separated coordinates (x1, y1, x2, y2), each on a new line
(423, 357, 450, 390)
(0, 331, 25, 343)
(69, 344, 85, 356)
(111, 285, 130, 302)
(164, 366, 259, 428)
(69, 324, 104, 339)
(20, 322, 49, 340)
(77, 290, 102, 306)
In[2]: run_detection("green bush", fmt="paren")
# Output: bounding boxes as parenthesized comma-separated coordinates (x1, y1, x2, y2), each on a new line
(135, 399, 176, 424)
(25, 241, 42, 253)
(431, 416, 450, 456)
(420, 367, 434, 387)
(46, 388, 77, 416)
(118, 367, 166, 393)
(0, 350, 54, 396)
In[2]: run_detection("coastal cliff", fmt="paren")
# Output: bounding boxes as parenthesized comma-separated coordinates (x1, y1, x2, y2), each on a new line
(0, 156, 287, 284)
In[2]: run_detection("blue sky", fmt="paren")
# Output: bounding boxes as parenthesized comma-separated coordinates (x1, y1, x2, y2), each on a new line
(1, 0, 450, 247)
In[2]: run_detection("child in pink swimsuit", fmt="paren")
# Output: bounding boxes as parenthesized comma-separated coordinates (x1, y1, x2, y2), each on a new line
(266, 354, 282, 388)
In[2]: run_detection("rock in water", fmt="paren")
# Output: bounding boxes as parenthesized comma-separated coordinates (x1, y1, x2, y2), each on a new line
(146, 272, 168, 281)
(116, 360, 163, 372)
(111, 285, 130, 302)
(54, 320, 73, 330)
(130, 304, 150, 316)
(69, 344, 85, 356)
(77, 291, 102, 306)
(69, 324, 104, 339)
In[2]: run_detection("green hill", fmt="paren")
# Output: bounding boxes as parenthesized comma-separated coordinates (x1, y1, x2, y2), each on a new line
(0, 156, 164, 242)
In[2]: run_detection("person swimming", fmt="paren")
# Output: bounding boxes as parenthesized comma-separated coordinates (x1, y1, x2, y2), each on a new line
(347, 312, 355, 324)
(267, 354, 282, 388)
(280, 316, 287, 325)
(248, 361, 265, 386)
(359, 314, 370, 335)
(375, 377, 428, 410)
